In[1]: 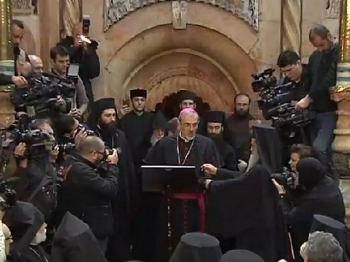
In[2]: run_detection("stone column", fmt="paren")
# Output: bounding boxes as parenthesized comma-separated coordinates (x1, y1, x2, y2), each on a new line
(0, 0, 15, 128)
(332, 0, 350, 224)
(281, 0, 302, 53)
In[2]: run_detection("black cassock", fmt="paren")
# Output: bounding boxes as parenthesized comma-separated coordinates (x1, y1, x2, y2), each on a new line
(140, 134, 222, 262)
(93, 126, 137, 262)
(214, 140, 237, 171)
(51, 212, 107, 262)
(206, 165, 288, 262)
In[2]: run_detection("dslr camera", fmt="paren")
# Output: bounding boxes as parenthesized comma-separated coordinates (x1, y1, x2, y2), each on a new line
(271, 168, 295, 189)
(251, 68, 314, 127)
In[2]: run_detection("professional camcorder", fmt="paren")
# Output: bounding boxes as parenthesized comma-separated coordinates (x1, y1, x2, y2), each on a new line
(251, 68, 314, 127)
(3, 115, 52, 150)
(0, 177, 18, 210)
(10, 74, 75, 111)
(270, 103, 315, 127)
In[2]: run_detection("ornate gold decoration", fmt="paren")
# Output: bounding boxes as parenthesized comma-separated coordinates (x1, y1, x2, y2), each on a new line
(0, 0, 15, 129)
(281, 0, 302, 53)
(62, 0, 81, 37)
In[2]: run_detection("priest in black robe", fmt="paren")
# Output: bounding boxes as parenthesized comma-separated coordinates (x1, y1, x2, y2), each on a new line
(51, 212, 107, 262)
(119, 89, 154, 183)
(150, 111, 171, 146)
(7, 202, 49, 262)
(87, 98, 137, 262)
(142, 108, 222, 262)
(201, 110, 237, 171)
(203, 124, 289, 262)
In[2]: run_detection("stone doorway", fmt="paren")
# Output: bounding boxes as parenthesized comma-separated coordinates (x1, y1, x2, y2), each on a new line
(102, 2, 260, 115)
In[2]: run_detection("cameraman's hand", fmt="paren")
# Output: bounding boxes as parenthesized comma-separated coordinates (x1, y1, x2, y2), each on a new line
(69, 108, 82, 118)
(11, 76, 27, 87)
(56, 95, 65, 106)
(50, 145, 59, 163)
(295, 96, 311, 111)
(106, 150, 119, 165)
(272, 179, 286, 194)
(74, 128, 87, 146)
(204, 179, 213, 189)
(201, 164, 217, 175)
(237, 159, 247, 172)
(14, 142, 26, 159)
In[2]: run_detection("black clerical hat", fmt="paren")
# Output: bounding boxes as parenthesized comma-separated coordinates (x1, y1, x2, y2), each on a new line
(253, 124, 283, 174)
(169, 232, 222, 262)
(51, 212, 107, 262)
(8, 201, 45, 254)
(220, 250, 265, 262)
(205, 111, 226, 124)
(153, 111, 170, 130)
(93, 98, 116, 113)
(130, 88, 147, 99)
(310, 215, 347, 248)
(177, 90, 197, 103)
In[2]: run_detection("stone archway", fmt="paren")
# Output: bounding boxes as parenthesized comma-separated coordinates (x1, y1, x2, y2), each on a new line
(102, 2, 259, 112)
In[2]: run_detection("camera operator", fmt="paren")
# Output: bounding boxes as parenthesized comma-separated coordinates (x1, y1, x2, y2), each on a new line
(58, 20, 100, 110)
(55, 136, 118, 253)
(273, 157, 345, 262)
(295, 25, 338, 167)
(11, 119, 57, 223)
(276, 50, 314, 164)
(28, 55, 43, 80)
(50, 45, 89, 118)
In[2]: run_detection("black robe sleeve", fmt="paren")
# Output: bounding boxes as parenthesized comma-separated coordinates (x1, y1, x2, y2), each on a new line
(214, 168, 241, 180)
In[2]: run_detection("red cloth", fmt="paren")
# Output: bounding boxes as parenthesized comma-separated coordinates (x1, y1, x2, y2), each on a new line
(172, 192, 206, 232)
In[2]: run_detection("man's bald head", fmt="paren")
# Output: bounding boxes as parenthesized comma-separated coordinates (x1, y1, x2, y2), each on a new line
(77, 136, 105, 155)
(178, 108, 199, 123)
(28, 55, 43, 77)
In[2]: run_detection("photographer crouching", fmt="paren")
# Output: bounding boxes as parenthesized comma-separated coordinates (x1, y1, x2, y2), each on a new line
(272, 157, 345, 262)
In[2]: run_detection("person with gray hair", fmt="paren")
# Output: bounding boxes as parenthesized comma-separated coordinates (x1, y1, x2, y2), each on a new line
(301, 231, 343, 262)
(55, 135, 119, 253)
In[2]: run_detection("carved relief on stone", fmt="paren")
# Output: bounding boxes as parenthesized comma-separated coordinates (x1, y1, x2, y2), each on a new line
(172, 1, 187, 30)
(325, 0, 340, 18)
(12, 0, 37, 15)
(104, 0, 259, 32)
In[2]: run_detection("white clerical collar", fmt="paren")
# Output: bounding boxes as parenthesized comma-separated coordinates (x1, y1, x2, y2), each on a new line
(179, 132, 195, 142)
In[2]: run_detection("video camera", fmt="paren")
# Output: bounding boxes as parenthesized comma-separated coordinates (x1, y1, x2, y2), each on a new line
(3, 115, 52, 151)
(0, 178, 17, 210)
(10, 74, 76, 111)
(251, 68, 314, 127)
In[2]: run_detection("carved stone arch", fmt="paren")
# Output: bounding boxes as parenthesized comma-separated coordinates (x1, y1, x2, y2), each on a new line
(103, 2, 259, 112)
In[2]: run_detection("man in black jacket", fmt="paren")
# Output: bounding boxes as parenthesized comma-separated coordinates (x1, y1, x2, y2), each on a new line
(56, 136, 118, 253)
(295, 24, 338, 167)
